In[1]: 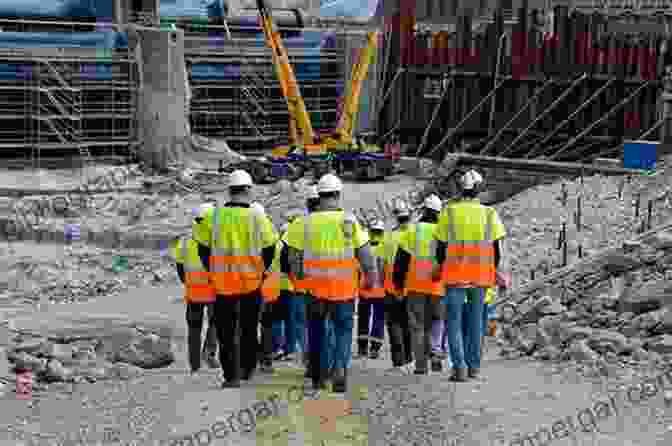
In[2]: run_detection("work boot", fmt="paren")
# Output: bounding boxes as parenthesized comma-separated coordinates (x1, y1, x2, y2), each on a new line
(449, 368, 467, 382)
(221, 380, 240, 389)
(356, 339, 368, 358)
(260, 362, 274, 374)
(431, 357, 443, 372)
(369, 341, 382, 359)
(203, 350, 219, 369)
(242, 368, 256, 381)
(312, 369, 330, 391)
(332, 368, 347, 393)
(468, 368, 480, 379)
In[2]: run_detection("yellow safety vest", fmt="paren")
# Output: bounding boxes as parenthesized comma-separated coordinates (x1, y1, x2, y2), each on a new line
(381, 227, 408, 297)
(172, 237, 215, 304)
(399, 222, 444, 296)
(434, 199, 506, 288)
(207, 206, 277, 296)
(285, 210, 369, 301)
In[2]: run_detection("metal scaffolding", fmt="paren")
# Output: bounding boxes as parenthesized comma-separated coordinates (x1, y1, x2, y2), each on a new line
(0, 41, 139, 166)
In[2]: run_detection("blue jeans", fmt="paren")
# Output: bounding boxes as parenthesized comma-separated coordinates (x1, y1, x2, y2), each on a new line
(444, 288, 485, 370)
(272, 320, 285, 353)
(309, 302, 352, 372)
(281, 291, 306, 354)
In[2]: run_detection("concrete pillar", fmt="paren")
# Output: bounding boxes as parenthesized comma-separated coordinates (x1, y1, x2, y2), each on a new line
(134, 26, 189, 170)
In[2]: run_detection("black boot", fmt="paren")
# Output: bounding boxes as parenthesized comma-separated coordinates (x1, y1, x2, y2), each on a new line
(369, 340, 382, 359)
(313, 368, 329, 391)
(449, 368, 467, 382)
(332, 368, 347, 393)
(357, 339, 368, 358)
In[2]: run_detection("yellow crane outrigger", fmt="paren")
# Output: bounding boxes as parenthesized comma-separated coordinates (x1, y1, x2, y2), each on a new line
(255, 0, 383, 159)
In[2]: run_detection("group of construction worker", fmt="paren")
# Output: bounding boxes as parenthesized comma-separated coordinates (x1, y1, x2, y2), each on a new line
(171, 166, 509, 392)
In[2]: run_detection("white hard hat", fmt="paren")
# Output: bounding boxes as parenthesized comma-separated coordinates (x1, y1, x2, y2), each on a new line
(369, 220, 385, 231)
(305, 185, 320, 200)
(250, 202, 265, 215)
(317, 174, 343, 194)
(423, 194, 443, 212)
(229, 169, 253, 187)
(392, 200, 410, 217)
(458, 169, 483, 190)
(192, 203, 214, 219)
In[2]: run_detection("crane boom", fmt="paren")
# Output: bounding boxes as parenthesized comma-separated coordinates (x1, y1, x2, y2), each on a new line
(332, 31, 379, 143)
(255, 0, 315, 146)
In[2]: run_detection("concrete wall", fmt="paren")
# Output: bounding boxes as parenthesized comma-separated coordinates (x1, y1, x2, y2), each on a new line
(133, 26, 190, 170)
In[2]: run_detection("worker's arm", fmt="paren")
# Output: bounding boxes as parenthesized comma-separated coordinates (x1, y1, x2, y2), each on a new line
(262, 245, 275, 271)
(354, 242, 376, 275)
(287, 246, 304, 279)
(392, 247, 411, 291)
(197, 243, 211, 271)
(494, 240, 501, 268)
(435, 240, 447, 266)
(175, 263, 185, 283)
(279, 242, 290, 274)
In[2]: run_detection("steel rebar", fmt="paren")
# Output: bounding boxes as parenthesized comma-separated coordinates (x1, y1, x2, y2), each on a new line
(488, 33, 509, 137)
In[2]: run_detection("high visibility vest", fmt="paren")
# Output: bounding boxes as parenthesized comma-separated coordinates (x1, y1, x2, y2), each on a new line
(436, 200, 505, 288)
(399, 223, 444, 296)
(485, 287, 495, 305)
(209, 206, 277, 296)
(174, 237, 215, 304)
(300, 211, 360, 301)
(381, 228, 407, 297)
(359, 243, 385, 299)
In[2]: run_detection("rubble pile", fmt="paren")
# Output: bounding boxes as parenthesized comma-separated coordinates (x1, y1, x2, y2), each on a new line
(0, 248, 179, 305)
(494, 155, 672, 286)
(500, 224, 672, 368)
(5, 326, 175, 384)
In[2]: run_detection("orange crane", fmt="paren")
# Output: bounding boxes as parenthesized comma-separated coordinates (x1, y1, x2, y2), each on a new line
(255, 0, 392, 180)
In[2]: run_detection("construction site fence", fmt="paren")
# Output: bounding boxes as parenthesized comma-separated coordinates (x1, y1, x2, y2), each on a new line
(381, 6, 667, 162)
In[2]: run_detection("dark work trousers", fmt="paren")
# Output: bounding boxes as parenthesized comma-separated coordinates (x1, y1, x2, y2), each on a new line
(260, 300, 286, 366)
(356, 298, 385, 355)
(384, 296, 412, 367)
(213, 294, 261, 383)
(185, 303, 217, 372)
(406, 293, 444, 374)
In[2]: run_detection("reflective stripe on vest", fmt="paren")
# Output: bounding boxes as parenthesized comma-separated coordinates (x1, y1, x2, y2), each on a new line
(441, 205, 496, 287)
(182, 237, 215, 303)
(359, 250, 385, 298)
(405, 223, 444, 296)
(209, 207, 265, 296)
(303, 213, 357, 301)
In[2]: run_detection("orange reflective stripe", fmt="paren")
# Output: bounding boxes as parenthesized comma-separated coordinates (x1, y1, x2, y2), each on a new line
(182, 238, 215, 303)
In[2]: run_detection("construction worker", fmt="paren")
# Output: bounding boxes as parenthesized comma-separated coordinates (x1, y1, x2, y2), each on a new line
(383, 200, 414, 371)
(284, 173, 377, 392)
(393, 194, 444, 376)
(171, 204, 218, 373)
(432, 169, 507, 382)
(204, 169, 277, 388)
(356, 219, 386, 359)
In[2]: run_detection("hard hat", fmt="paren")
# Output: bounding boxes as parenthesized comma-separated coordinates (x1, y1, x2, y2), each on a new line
(369, 220, 385, 231)
(423, 194, 443, 212)
(191, 203, 214, 245)
(229, 169, 253, 187)
(317, 174, 343, 194)
(392, 200, 410, 217)
(250, 202, 265, 215)
(458, 169, 484, 190)
(305, 185, 320, 200)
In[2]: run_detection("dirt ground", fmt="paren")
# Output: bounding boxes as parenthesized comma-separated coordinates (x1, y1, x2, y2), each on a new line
(0, 166, 671, 446)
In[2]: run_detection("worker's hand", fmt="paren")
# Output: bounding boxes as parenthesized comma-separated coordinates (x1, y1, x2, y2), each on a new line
(496, 271, 511, 289)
